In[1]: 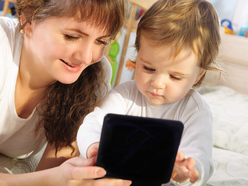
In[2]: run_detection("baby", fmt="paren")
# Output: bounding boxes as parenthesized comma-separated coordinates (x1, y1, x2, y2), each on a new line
(77, 0, 221, 185)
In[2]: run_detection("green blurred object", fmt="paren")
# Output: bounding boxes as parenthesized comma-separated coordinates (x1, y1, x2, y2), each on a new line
(108, 41, 120, 86)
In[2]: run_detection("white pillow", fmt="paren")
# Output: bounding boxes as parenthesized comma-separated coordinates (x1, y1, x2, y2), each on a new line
(200, 86, 248, 155)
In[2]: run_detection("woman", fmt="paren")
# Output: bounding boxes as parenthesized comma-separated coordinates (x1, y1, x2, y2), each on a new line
(0, 0, 131, 185)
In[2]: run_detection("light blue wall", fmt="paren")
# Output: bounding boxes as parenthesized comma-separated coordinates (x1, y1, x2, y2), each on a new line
(207, 0, 238, 21)
(207, 0, 248, 34)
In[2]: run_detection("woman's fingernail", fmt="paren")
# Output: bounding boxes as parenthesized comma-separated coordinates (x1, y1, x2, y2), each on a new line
(96, 169, 106, 176)
(123, 180, 132, 185)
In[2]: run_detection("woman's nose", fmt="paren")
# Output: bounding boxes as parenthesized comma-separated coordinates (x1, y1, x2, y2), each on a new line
(73, 44, 93, 65)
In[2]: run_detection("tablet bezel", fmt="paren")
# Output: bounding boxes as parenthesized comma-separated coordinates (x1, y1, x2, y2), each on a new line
(95, 114, 184, 184)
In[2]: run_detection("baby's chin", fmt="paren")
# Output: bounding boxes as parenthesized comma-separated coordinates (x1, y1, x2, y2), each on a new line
(147, 96, 179, 106)
(147, 98, 167, 106)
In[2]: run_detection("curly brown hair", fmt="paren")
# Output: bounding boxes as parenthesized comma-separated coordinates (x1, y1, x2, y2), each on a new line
(38, 63, 105, 154)
(15, 0, 127, 153)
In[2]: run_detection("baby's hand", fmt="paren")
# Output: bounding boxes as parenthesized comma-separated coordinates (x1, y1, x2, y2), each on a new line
(171, 151, 199, 183)
(87, 142, 99, 159)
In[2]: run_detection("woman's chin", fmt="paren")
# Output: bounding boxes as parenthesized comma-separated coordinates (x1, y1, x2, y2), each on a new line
(58, 77, 79, 85)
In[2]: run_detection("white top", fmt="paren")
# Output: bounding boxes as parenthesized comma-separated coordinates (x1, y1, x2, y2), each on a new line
(0, 17, 112, 159)
(77, 80, 213, 185)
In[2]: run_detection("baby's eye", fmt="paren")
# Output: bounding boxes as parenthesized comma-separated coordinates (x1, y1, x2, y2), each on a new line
(144, 65, 155, 72)
(96, 39, 108, 45)
(64, 34, 80, 41)
(170, 75, 182, 80)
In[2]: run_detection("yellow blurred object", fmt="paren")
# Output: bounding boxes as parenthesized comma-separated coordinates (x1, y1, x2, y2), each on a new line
(224, 27, 234, 35)
(1, 0, 16, 16)
(221, 19, 234, 35)
(7, 9, 11, 14)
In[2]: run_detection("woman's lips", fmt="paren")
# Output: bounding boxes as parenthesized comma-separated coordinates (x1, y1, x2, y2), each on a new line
(60, 59, 82, 73)
(60, 59, 77, 67)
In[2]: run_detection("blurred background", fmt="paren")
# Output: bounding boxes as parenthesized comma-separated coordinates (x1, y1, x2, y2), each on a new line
(1, 0, 248, 87)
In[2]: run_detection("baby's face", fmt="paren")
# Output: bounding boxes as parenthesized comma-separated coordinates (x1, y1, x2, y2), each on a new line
(135, 36, 205, 106)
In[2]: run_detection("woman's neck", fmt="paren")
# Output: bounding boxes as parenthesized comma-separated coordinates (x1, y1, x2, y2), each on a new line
(19, 44, 56, 90)
(15, 44, 54, 118)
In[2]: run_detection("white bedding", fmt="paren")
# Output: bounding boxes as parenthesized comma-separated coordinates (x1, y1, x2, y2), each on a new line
(199, 85, 248, 185)
(0, 145, 45, 174)
(1, 85, 248, 186)
(207, 148, 248, 185)
(0, 153, 38, 174)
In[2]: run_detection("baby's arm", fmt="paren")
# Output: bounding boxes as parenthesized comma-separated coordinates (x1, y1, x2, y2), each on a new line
(77, 88, 127, 159)
(170, 109, 213, 185)
(171, 151, 199, 183)
(77, 107, 104, 159)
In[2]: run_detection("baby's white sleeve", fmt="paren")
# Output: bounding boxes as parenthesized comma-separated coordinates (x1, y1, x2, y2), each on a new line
(77, 88, 127, 159)
(77, 107, 105, 159)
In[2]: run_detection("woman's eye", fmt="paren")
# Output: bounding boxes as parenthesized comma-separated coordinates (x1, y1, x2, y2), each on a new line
(64, 34, 79, 41)
(144, 66, 155, 72)
(96, 39, 108, 45)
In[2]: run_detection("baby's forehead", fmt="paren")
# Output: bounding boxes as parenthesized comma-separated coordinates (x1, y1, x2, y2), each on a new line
(142, 37, 198, 58)
(139, 37, 200, 64)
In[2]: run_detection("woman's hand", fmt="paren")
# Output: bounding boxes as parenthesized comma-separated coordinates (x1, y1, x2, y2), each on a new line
(0, 157, 131, 186)
(54, 157, 132, 186)
(171, 151, 199, 183)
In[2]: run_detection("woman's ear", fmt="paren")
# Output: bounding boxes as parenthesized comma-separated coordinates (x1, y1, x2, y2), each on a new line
(194, 69, 206, 85)
(20, 13, 26, 26)
(20, 14, 32, 35)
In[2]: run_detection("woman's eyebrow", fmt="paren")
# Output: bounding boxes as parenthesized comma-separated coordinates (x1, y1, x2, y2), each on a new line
(67, 28, 111, 38)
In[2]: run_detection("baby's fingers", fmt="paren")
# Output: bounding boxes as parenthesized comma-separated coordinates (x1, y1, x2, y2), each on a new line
(175, 151, 185, 161)
(186, 157, 196, 170)
(87, 143, 99, 159)
(189, 168, 199, 183)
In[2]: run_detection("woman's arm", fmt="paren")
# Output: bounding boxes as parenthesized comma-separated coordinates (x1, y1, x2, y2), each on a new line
(0, 157, 132, 186)
(36, 140, 79, 171)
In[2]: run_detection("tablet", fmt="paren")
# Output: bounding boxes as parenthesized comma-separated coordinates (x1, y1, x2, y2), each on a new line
(95, 114, 184, 186)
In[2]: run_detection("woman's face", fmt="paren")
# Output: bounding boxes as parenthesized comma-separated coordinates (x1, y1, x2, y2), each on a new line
(23, 16, 111, 85)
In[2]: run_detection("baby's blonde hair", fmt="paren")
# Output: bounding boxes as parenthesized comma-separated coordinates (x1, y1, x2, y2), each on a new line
(135, 0, 221, 85)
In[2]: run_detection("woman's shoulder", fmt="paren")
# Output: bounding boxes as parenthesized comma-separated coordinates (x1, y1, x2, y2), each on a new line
(100, 56, 112, 90)
(0, 18, 19, 95)
(0, 17, 19, 38)
(101, 56, 112, 72)
(0, 17, 19, 53)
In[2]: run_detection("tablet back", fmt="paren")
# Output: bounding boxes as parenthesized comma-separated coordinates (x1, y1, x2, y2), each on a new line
(96, 114, 184, 185)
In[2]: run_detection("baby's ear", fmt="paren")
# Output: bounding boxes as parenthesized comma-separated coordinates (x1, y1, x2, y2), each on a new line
(195, 69, 206, 84)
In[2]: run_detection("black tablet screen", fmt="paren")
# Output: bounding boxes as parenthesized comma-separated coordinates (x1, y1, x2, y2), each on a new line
(96, 114, 184, 185)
